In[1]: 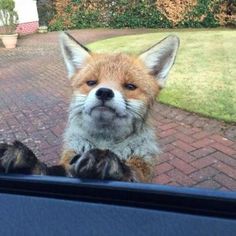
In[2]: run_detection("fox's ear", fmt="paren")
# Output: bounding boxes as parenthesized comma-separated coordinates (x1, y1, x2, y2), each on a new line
(59, 32, 91, 79)
(139, 35, 179, 88)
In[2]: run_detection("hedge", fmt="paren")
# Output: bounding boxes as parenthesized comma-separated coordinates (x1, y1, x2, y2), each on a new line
(42, 0, 236, 31)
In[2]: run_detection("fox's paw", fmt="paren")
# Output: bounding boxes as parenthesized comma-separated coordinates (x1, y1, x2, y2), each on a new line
(70, 149, 138, 182)
(0, 140, 46, 175)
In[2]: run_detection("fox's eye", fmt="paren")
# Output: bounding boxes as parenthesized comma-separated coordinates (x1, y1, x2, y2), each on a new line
(86, 80, 97, 86)
(124, 83, 137, 91)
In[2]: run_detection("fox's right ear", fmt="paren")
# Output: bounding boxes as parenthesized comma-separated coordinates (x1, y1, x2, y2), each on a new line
(59, 32, 91, 79)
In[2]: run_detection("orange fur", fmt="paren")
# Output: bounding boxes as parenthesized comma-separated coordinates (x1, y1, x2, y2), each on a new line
(59, 33, 179, 182)
(63, 54, 160, 180)
(125, 157, 153, 182)
(63, 53, 161, 180)
(60, 149, 77, 169)
(71, 53, 160, 104)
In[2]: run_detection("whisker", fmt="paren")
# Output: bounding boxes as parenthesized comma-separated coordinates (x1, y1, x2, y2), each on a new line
(69, 103, 83, 112)
(69, 95, 87, 120)
(125, 100, 147, 122)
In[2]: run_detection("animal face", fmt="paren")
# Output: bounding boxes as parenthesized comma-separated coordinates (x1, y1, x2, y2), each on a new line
(60, 33, 179, 137)
(69, 53, 159, 125)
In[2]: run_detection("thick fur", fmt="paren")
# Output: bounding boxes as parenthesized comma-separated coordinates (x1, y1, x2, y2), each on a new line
(0, 141, 47, 175)
(59, 33, 179, 182)
(0, 141, 135, 180)
(0, 33, 179, 183)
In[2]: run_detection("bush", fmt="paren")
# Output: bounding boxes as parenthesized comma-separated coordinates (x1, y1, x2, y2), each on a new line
(216, 0, 236, 27)
(48, 17, 65, 31)
(48, 0, 235, 30)
(0, 0, 18, 34)
(109, 1, 171, 28)
(178, 0, 220, 28)
(72, 9, 101, 29)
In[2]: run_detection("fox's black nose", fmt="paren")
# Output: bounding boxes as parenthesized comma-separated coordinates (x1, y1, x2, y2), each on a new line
(96, 88, 114, 101)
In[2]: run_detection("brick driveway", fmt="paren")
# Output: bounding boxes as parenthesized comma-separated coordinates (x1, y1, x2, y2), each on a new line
(0, 29, 235, 190)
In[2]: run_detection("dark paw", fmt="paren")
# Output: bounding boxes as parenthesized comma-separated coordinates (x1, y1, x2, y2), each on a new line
(70, 149, 134, 181)
(0, 140, 44, 174)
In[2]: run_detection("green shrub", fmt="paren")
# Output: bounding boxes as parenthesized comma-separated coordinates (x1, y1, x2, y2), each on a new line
(48, 17, 65, 31)
(178, 0, 220, 28)
(72, 9, 101, 29)
(109, 1, 171, 28)
(0, 0, 18, 34)
(49, 0, 233, 30)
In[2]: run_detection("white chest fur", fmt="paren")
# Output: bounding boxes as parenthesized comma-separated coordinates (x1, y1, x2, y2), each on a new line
(63, 115, 160, 162)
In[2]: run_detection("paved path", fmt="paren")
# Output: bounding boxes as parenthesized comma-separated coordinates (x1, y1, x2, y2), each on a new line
(0, 29, 235, 190)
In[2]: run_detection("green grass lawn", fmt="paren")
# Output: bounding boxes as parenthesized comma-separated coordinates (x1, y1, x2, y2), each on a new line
(88, 29, 236, 123)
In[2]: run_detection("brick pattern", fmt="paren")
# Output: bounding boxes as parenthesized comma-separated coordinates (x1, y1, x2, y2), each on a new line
(16, 21, 39, 35)
(0, 29, 235, 190)
(153, 105, 236, 190)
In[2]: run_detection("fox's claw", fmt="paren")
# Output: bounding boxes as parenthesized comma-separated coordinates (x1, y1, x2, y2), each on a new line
(0, 141, 46, 174)
(70, 149, 137, 182)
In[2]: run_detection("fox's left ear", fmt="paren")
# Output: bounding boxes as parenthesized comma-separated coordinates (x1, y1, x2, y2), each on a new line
(59, 32, 91, 79)
(139, 35, 179, 88)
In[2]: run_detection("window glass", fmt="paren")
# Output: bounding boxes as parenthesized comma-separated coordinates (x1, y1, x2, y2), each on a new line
(0, 0, 235, 192)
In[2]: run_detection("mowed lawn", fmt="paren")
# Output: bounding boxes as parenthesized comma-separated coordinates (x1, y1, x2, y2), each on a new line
(88, 29, 236, 123)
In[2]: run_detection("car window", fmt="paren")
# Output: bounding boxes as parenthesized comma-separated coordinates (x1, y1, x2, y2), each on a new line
(0, 0, 235, 192)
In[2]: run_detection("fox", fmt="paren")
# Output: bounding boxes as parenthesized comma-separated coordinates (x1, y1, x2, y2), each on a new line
(0, 32, 179, 183)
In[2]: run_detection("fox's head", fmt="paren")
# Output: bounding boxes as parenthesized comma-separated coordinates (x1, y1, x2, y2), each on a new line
(60, 32, 179, 140)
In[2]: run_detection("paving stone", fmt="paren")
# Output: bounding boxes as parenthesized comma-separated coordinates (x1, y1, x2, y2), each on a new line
(169, 158, 196, 174)
(189, 166, 219, 182)
(191, 156, 218, 169)
(155, 162, 173, 175)
(190, 147, 216, 158)
(193, 179, 221, 190)
(210, 151, 236, 168)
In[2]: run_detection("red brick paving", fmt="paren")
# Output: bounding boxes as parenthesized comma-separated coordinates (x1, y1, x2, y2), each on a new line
(0, 29, 235, 190)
